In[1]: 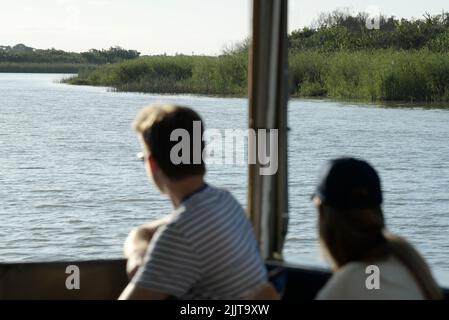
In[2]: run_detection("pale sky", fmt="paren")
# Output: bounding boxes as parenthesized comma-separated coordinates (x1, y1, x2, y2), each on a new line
(1, 0, 448, 55)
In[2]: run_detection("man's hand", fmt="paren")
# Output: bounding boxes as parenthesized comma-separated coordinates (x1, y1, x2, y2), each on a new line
(126, 251, 146, 280)
(123, 216, 171, 279)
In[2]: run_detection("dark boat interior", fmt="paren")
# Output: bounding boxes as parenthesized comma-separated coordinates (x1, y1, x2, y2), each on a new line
(1, 260, 448, 299)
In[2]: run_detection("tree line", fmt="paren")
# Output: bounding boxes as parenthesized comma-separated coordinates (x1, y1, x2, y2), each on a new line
(288, 9, 449, 52)
(0, 44, 140, 64)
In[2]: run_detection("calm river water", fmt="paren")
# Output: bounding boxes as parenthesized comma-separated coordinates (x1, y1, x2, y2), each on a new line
(1, 73, 448, 284)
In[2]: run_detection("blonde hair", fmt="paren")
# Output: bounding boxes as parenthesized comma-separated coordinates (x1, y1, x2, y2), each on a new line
(384, 231, 443, 300)
(316, 199, 443, 299)
(133, 104, 177, 138)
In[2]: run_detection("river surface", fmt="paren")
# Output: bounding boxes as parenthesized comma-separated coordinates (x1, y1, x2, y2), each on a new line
(1, 73, 448, 284)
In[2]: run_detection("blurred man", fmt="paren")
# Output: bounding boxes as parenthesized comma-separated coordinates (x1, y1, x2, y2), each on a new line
(119, 104, 278, 300)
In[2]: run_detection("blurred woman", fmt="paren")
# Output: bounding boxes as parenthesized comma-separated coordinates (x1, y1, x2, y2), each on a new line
(313, 157, 442, 300)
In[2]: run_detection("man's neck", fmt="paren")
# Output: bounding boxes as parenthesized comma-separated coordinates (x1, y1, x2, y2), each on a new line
(165, 175, 206, 208)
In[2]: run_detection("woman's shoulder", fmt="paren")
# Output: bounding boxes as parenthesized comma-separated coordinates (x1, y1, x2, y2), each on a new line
(316, 256, 425, 300)
(315, 262, 367, 300)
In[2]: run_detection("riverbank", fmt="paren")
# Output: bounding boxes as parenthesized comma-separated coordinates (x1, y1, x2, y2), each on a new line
(64, 49, 449, 102)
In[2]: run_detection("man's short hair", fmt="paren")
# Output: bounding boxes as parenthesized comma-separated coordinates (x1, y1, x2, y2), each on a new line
(133, 104, 206, 180)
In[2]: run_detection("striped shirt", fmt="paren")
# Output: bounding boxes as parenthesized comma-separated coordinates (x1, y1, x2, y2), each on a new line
(131, 184, 268, 299)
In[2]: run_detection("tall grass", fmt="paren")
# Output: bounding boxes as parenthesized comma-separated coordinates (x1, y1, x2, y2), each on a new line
(67, 54, 248, 95)
(291, 49, 449, 102)
(66, 50, 449, 102)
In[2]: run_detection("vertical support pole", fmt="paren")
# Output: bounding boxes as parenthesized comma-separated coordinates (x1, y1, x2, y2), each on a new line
(248, 0, 289, 260)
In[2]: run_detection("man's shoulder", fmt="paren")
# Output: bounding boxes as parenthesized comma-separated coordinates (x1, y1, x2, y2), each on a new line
(168, 185, 246, 235)
(182, 184, 239, 211)
(195, 184, 231, 200)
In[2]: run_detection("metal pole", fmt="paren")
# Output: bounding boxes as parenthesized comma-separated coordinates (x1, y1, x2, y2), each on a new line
(248, 0, 289, 260)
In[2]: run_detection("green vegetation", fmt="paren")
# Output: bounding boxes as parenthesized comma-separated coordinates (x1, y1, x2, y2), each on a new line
(66, 53, 248, 95)
(10, 10, 449, 102)
(288, 10, 449, 102)
(288, 10, 449, 51)
(290, 49, 449, 102)
(0, 44, 140, 73)
(66, 49, 449, 102)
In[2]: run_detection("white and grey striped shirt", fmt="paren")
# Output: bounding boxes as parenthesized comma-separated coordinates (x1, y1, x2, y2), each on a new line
(132, 184, 268, 299)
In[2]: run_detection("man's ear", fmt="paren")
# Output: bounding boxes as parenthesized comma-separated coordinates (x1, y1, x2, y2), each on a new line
(148, 155, 158, 174)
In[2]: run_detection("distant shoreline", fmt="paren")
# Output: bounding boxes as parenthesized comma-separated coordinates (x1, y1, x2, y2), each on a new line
(61, 49, 449, 103)
(2, 53, 449, 107)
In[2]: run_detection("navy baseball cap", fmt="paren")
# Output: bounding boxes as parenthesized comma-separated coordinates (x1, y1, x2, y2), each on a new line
(313, 158, 383, 209)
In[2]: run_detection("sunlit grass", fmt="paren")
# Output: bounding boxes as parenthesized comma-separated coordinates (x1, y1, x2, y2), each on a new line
(65, 49, 449, 102)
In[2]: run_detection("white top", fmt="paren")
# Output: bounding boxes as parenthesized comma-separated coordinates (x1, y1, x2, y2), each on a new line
(316, 256, 425, 300)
